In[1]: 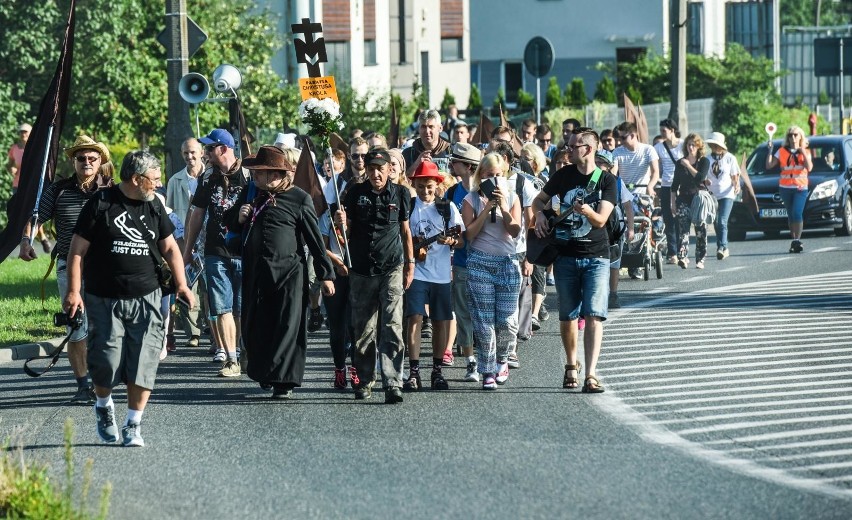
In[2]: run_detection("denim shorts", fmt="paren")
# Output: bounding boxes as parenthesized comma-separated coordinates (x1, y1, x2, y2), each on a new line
(779, 187, 808, 224)
(204, 255, 242, 317)
(553, 256, 610, 321)
(56, 259, 89, 342)
(405, 279, 453, 321)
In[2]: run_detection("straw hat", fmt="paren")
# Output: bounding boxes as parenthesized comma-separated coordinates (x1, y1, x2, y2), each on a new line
(64, 135, 110, 163)
(705, 132, 728, 151)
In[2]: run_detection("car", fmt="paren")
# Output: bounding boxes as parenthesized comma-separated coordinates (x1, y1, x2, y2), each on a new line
(728, 135, 852, 241)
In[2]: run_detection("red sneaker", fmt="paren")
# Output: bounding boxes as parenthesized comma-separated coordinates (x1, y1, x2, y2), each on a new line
(333, 368, 346, 389)
(441, 350, 455, 367)
(348, 366, 361, 389)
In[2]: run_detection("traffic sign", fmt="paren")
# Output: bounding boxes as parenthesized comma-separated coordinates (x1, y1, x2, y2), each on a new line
(814, 37, 852, 77)
(157, 16, 207, 58)
(298, 76, 339, 104)
(524, 36, 555, 78)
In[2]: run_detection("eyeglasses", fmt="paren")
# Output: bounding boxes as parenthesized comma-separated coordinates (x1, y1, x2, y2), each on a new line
(204, 144, 221, 153)
(350, 153, 367, 160)
(567, 143, 590, 152)
(75, 156, 99, 163)
(137, 174, 160, 184)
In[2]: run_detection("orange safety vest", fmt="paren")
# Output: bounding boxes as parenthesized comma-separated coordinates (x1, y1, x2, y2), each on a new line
(777, 147, 808, 189)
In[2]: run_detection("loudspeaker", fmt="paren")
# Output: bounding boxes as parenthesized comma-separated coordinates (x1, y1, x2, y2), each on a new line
(212, 64, 242, 93)
(178, 73, 209, 104)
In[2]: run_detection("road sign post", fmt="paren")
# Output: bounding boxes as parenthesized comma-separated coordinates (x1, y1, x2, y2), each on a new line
(523, 37, 555, 125)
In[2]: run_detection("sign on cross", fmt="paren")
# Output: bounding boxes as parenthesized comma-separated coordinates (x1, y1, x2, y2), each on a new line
(292, 18, 327, 78)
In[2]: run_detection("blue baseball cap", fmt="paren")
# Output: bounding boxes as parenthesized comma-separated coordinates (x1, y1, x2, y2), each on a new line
(199, 128, 235, 149)
(595, 150, 614, 167)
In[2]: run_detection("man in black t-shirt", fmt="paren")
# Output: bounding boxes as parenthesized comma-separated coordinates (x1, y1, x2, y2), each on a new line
(66, 151, 194, 447)
(182, 128, 249, 377)
(532, 130, 616, 395)
(334, 148, 414, 404)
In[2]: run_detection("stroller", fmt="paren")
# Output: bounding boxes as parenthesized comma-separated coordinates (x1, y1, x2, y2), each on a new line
(620, 192, 666, 281)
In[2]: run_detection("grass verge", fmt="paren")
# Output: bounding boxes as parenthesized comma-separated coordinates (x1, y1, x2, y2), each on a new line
(0, 255, 63, 348)
(1, 418, 111, 519)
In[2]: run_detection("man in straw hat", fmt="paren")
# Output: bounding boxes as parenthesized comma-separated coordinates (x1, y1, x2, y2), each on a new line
(19, 134, 113, 403)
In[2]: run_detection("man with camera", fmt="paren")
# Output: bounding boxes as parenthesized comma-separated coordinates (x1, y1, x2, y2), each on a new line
(19, 135, 113, 403)
(65, 151, 194, 447)
(532, 130, 616, 394)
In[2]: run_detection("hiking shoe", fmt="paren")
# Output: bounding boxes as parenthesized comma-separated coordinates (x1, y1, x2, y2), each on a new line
(431, 369, 449, 390)
(384, 387, 404, 404)
(187, 335, 200, 348)
(94, 405, 119, 444)
(441, 350, 455, 367)
(307, 307, 324, 333)
(166, 334, 177, 353)
(790, 240, 803, 253)
(403, 369, 422, 392)
(482, 375, 497, 390)
(212, 348, 226, 363)
(464, 361, 480, 382)
(348, 366, 361, 389)
(333, 368, 347, 389)
(531, 316, 541, 331)
(121, 421, 144, 447)
(538, 305, 549, 322)
(608, 292, 620, 309)
(217, 360, 241, 377)
(72, 384, 96, 404)
(496, 362, 510, 385)
(421, 319, 433, 339)
(507, 352, 520, 369)
(354, 381, 373, 400)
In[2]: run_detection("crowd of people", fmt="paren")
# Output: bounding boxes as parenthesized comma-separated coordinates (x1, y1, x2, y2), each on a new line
(9, 106, 815, 446)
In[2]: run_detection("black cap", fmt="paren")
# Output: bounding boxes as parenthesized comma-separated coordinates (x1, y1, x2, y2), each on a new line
(365, 148, 391, 166)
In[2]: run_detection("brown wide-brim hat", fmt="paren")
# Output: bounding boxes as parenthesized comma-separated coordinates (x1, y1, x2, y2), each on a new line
(242, 145, 294, 170)
(64, 135, 110, 163)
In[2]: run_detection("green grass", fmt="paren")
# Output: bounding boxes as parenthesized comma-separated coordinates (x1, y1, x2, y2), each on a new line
(0, 255, 64, 348)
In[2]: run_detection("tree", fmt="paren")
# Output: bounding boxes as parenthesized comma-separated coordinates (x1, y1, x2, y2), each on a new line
(516, 89, 535, 110)
(468, 83, 482, 111)
(594, 75, 617, 103)
(564, 78, 588, 107)
(545, 76, 563, 108)
(780, 0, 851, 27)
(492, 87, 506, 112)
(440, 88, 456, 112)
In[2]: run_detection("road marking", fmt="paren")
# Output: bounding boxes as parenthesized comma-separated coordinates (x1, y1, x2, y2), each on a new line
(596, 270, 852, 499)
(812, 246, 839, 253)
(718, 266, 748, 272)
(681, 275, 711, 282)
(764, 257, 793, 263)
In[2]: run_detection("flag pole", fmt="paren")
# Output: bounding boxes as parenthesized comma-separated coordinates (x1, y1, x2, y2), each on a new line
(328, 145, 352, 268)
(25, 124, 55, 246)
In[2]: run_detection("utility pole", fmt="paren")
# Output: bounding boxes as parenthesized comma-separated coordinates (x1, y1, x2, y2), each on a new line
(162, 0, 194, 179)
(668, 0, 688, 134)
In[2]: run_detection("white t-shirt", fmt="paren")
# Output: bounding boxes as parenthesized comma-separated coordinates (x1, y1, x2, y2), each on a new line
(410, 198, 464, 284)
(506, 172, 539, 254)
(322, 173, 348, 205)
(706, 153, 740, 200)
(654, 141, 683, 187)
(613, 143, 659, 193)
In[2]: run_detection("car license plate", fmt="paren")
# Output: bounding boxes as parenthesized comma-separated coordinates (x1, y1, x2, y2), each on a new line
(759, 208, 788, 218)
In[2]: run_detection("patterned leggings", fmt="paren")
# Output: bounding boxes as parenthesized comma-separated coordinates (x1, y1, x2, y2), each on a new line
(467, 250, 521, 375)
(675, 199, 707, 262)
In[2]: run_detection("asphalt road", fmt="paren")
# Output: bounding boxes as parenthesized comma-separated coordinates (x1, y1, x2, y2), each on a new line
(2, 228, 851, 519)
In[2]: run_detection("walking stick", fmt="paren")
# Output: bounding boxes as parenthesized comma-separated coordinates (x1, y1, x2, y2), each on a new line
(328, 145, 352, 268)
(25, 125, 55, 245)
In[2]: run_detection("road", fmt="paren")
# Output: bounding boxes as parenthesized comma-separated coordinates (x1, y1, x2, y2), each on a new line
(1, 229, 851, 519)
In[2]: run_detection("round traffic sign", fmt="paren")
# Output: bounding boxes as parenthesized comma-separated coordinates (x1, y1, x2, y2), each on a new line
(524, 36, 555, 78)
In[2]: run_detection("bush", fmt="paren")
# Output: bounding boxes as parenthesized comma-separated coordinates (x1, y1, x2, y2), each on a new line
(516, 89, 535, 109)
(594, 75, 617, 103)
(440, 88, 456, 112)
(492, 87, 506, 112)
(564, 77, 588, 107)
(468, 83, 483, 111)
(545, 76, 563, 109)
(543, 107, 584, 143)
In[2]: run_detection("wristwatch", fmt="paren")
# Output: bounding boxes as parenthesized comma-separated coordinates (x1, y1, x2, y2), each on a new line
(406, 258, 416, 264)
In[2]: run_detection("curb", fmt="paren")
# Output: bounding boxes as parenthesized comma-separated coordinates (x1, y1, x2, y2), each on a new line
(0, 337, 64, 365)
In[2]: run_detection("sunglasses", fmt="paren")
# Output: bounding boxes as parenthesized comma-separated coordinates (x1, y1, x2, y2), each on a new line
(350, 153, 367, 160)
(75, 156, 99, 163)
(204, 144, 221, 152)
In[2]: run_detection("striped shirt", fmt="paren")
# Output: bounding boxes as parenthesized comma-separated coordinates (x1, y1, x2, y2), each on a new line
(36, 178, 108, 259)
(613, 143, 659, 192)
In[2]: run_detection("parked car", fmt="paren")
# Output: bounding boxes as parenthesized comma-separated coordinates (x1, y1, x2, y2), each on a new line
(728, 135, 852, 241)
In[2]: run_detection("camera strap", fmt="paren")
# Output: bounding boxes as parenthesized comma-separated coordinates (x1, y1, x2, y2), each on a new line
(23, 325, 78, 378)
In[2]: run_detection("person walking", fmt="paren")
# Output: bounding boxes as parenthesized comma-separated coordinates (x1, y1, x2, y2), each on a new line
(670, 133, 711, 269)
(705, 132, 740, 260)
(765, 125, 812, 253)
(654, 119, 683, 264)
(65, 150, 194, 447)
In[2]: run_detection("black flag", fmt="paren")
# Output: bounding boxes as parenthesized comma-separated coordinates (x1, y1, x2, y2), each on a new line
(0, 0, 76, 263)
(293, 140, 328, 218)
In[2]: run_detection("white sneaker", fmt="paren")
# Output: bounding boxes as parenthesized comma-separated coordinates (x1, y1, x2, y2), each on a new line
(464, 361, 480, 382)
(496, 362, 510, 385)
(212, 348, 226, 363)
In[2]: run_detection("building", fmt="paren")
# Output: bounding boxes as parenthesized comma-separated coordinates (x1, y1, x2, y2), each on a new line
(264, 0, 471, 109)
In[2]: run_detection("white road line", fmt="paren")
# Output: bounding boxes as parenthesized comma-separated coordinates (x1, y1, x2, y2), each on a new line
(725, 437, 852, 453)
(647, 396, 852, 415)
(676, 414, 852, 436)
(681, 275, 711, 283)
(704, 424, 852, 444)
(764, 257, 793, 263)
(656, 405, 852, 425)
(812, 247, 840, 253)
(616, 366, 852, 388)
(611, 371, 852, 394)
(790, 461, 852, 472)
(617, 377, 852, 401)
(760, 449, 852, 462)
(718, 266, 748, 272)
(627, 386, 849, 407)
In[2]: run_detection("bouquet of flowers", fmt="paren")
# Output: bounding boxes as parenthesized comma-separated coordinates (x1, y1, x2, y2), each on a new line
(299, 97, 345, 150)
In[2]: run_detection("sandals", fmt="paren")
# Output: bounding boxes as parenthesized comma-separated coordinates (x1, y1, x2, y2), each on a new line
(582, 375, 605, 394)
(562, 362, 581, 389)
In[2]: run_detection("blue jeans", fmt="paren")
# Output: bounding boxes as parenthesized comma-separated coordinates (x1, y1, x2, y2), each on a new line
(204, 255, 242, 317)
(779, 187, 808, 224)
(553, 256, 610, 321)
(715, 198, 734, 250)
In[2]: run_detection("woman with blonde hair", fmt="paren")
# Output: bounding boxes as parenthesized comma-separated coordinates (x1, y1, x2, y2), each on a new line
(521, 142, 549, 180)
(670, 133, 710, 268)
(388, 148, 415, 196)
(765, 125, 813, 253)
(461, 152, 522, 390)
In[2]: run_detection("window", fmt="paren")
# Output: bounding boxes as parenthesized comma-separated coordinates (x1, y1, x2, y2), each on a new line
(726, 0, 773, 59)
(441, 38, 463, 62)
(364, 40, 377, 66)
(687, 1, 704, 54)
(503, 62, 523, 106)
(324, 41, 351, 84)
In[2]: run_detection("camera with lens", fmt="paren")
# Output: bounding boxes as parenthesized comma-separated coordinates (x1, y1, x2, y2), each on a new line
(54, 309, 84, 329)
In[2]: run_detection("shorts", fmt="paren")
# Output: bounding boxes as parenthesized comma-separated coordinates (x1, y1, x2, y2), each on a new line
(405, 279, 453, 321)
(531, 264, 547, 296)
(451, 266, 474, 347)
(609, 237, 625, 269)
(553, 256, 610, 321)
(204, 255, 242, 317)
(85, 290, 165, 390)
(779, 186, 808, 224)
(56, 259, 89, 342)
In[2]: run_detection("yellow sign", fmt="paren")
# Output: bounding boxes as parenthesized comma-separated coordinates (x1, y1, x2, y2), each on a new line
(299, 76, 339, 104)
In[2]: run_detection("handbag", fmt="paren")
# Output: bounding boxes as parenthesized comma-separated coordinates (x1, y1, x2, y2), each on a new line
(120, 199, 176, 295)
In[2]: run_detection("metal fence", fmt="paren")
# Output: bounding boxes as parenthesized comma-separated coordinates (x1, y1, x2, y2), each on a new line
(781, 25, 852, 111)
(585, 98, 716, 141)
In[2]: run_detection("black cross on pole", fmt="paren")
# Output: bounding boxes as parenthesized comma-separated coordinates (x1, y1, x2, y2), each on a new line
(292, 18, 327, 78)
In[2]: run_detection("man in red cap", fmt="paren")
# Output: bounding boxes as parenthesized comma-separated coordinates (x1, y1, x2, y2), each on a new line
(404, 161, 464, 392)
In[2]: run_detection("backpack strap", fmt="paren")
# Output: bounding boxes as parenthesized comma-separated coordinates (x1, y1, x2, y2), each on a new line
(435, 198, 451, 229)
